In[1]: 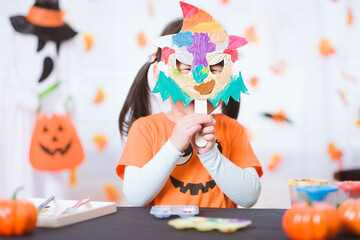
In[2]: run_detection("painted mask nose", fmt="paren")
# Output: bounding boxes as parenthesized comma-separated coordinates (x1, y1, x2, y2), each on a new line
(52, 136, 58, 142)
(192, 64, 210, 83)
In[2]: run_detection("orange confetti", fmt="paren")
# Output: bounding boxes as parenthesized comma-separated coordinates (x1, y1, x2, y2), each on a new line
(104, 184, 120, 202)
(147, 0, 154, 16)
(318, 38, 335, 57)
(245, 26, 260, 43)
(328, 142, 343, 171)
(356, 118, 360, 127)
(244, 127, 255, 142)
(338, 89, 349, 106)
(249, 76, 259, 88)
(70, 168, 77, 186)
(92, 134, 107, 151)
(137, 31, 148, 48)
(268, 153, 282, 171)
(347, 8, 353, 26)
(341, 71, 357, 81)
(269, 60, 287, 75)
(221, 0, 230, 4)
(83, 34, 94, 52)
(93, 88, 106, 104)
(263, 109, 292, 124)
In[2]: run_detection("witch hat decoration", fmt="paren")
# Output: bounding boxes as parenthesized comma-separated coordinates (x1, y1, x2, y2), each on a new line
(10, 0, 77, 51)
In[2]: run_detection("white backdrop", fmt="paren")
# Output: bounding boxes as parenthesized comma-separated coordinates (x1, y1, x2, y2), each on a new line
(0, 0, 359, 208)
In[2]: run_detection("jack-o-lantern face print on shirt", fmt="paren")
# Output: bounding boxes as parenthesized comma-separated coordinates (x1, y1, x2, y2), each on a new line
(30, 113, 84, 171)
(170, 141, 222, 195)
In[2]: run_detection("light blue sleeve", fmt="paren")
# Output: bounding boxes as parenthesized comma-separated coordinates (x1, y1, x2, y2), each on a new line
(198, 145, 261, 208)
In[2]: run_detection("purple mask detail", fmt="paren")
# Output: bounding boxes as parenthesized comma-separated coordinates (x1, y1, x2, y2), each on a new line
(187, 33, 216, 71)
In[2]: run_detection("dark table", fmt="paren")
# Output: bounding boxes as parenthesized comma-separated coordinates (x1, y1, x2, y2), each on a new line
(1, 207, 358, 240)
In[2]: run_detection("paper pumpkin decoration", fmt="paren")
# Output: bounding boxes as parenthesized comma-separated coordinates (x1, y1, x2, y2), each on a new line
(152, 1, 248, 107)
(29, 113, 84, 171)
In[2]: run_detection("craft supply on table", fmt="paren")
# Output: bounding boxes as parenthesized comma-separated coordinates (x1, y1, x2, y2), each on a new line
(168, 216, 252, 233)
(60, 197, 90, 215)
(37, 195, 55, 212)
(150, 205, 199, 218)
(27, 197, 117, 228)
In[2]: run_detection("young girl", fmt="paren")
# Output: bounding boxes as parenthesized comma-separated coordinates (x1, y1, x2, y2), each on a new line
(117, 9, 262, 208)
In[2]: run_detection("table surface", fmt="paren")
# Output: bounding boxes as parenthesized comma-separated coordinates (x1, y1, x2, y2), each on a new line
(1, 207, 358, 240)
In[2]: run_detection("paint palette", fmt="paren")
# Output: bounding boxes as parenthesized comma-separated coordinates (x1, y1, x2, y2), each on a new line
(150, 205, 199, 218)
(168, 216, 252, 233)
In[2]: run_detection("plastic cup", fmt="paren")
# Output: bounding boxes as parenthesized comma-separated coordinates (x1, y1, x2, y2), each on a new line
(288, 179, 328, 206)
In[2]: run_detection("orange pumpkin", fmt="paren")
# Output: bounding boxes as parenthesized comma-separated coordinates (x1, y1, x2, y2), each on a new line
(30, 113, 84, 171)
(337, 198, 360, 236)
(282, 202, 341, 240)
(0, 189, 37, 236)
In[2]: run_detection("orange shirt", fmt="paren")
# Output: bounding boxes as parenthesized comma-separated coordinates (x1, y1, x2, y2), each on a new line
(116, 112, 262, 208)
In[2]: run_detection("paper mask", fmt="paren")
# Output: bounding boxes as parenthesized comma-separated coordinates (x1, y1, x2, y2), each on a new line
(152, 1, 249, 107)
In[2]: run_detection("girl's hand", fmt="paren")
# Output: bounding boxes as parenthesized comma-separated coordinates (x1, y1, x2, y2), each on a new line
(192, 116, 216, 155)
(170, 114, 213, 153)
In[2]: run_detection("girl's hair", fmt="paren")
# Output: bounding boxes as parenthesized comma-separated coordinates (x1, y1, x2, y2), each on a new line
(119, 18, 240, 136)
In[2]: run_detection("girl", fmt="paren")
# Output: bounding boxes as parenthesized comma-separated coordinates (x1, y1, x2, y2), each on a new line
(117, 16, 262, 208)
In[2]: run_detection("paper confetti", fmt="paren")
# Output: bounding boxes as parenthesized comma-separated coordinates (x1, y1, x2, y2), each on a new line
(263, 109, 292, 124)
(268, 153, 282, 171)
(93, 88, 106, 104)
(147, 0, 154, 16)
(104, 184, 120, 202)
(70, 168, 77, 187)
(221, 0, 230, 5)
(328, 142, 343, 171)
(92, 134, 107, 151)
(244, 127, 255, 142)
(137, 31, 148, 48)
(83, 34, 94, 52)
(245, 26, 260, 43)
(318, 38, 335, 57)
(269, 60, 287, 75)
(249, 76, 259, 88)
(347, 8, 353, 26)
(338, 89, 349, 106)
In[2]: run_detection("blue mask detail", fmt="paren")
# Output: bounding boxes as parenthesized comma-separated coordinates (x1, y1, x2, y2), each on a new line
(192, 64, 208, 83)
(208, 72, 248, 107)
(152, 71, 248, 108)
(172, 31, 193, 48)
(152, 71, 192, 107)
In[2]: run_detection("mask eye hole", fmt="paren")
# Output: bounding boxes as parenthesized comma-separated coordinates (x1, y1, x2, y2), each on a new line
(210, 60, 224, 74)
(176, 59, 191, 75)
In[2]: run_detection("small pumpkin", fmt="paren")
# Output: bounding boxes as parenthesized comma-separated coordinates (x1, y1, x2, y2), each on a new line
(338, 198, 360, 236)
(283, 185, 340, 240)
(335, 181, 360, 236)
(30, 113, 84, 171)
(0, 188, 37, 236)
(282, 202, 340, 240)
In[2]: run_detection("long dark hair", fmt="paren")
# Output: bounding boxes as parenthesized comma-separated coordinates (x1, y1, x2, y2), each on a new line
(119, 19, 240, 136)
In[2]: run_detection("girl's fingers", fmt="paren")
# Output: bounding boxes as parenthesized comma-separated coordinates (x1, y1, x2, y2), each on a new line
(201, 126, 215, 135)
(186, 124, 203, 137)
(203, 133, 215, 142)
(181, 114, 212, 126)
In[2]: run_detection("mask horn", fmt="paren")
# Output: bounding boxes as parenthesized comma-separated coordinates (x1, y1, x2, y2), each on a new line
(227, 35, 248, 49)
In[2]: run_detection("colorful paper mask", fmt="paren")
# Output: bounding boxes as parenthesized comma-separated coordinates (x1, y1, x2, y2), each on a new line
(152, 1, 249, 107)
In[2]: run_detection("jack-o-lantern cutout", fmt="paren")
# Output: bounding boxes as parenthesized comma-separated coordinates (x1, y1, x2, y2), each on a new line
(170, 140, 222, 195)
(30, 113, 84, 171)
